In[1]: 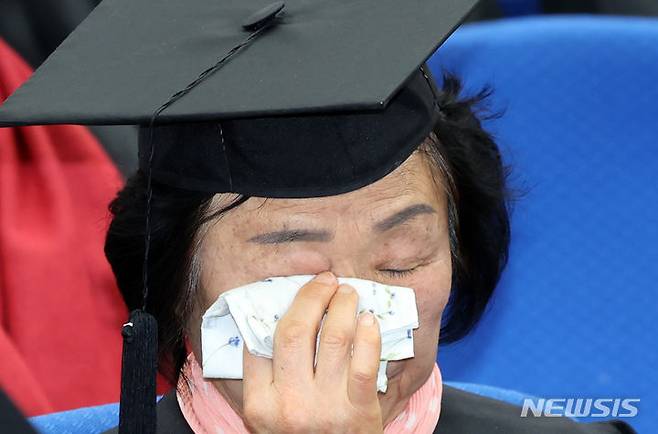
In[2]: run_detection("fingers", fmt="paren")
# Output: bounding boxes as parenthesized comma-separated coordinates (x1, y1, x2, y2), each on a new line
(242, 342, 273, 402)
(272, 272, 339, 386)
(314, 284, 359, 384)
(348, 312, 381, 408)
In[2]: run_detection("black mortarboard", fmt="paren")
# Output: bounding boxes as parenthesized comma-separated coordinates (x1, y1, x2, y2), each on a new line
(0, 0, 478, 431)
(0, 0, 479, 197)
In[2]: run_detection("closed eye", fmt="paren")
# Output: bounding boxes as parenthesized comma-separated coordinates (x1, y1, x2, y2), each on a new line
(379, 266, 419, 278)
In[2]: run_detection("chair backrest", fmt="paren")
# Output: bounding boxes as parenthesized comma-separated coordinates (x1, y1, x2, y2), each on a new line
(429, 16, 657, 433)
(29, 402, 120, 434)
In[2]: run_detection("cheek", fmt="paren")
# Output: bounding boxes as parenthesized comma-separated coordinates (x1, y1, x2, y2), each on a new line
(409, 258, 452, 340)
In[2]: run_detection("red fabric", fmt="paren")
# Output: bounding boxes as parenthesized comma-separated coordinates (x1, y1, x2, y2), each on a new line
(0, 38, 170, 416)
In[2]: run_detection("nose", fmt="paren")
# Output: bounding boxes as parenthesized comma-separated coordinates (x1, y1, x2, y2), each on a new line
(329, 258, 360, 280)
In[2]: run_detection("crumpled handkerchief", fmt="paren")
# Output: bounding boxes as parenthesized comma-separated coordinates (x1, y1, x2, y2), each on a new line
(201, 275, 419, 392)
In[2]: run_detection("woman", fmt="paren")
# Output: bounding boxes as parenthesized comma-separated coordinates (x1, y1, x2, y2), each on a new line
(0, 1, 636, 432)
(100, 70, 633, 432)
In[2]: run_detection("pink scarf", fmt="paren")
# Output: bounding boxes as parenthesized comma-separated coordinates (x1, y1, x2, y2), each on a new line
(177, 352, 442, 433)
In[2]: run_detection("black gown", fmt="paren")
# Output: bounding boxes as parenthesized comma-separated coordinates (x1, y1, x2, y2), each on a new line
(103, 385, 637, 434)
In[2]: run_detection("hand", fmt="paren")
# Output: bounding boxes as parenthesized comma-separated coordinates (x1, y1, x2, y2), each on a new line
(242, 272, 384, 434)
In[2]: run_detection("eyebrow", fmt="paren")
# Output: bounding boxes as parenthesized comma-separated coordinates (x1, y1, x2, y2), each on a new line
(248, 203, 436, 245)
(248, 229, 333, 244)
(374, 203, 437, 233)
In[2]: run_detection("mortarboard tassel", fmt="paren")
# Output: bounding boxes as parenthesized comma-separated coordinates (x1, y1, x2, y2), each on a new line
(119, 309, 158, 434)
(117, 6, 285, 433)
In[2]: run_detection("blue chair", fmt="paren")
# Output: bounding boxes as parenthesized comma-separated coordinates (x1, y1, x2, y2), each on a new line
(28, 384, 536, 434)
(429, 16, 657, 433)
(29, 402, 120, 434)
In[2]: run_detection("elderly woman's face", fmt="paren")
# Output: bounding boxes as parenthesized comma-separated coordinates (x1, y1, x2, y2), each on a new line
(188, 150, 453, 422)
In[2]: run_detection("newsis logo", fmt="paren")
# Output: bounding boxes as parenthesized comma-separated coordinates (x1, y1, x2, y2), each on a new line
(520, 398, 640, 418)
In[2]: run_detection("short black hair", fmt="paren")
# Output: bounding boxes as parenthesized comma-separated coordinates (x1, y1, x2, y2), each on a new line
(104, 73, 513, 386)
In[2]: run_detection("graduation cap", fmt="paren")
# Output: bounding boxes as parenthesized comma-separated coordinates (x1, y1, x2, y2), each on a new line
(0, 0, 479, 431)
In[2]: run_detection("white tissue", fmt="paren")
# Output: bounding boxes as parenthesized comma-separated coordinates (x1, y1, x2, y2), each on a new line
(200, 275, 419, 392)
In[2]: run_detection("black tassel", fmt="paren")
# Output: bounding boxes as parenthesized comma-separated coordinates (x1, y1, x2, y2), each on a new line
(119, 309, 158, 434)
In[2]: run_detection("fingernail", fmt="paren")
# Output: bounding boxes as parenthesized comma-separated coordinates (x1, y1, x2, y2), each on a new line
(359, 312, 375, 326)
(315, 271, 336, 285)
(338, 284, 354, 294)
